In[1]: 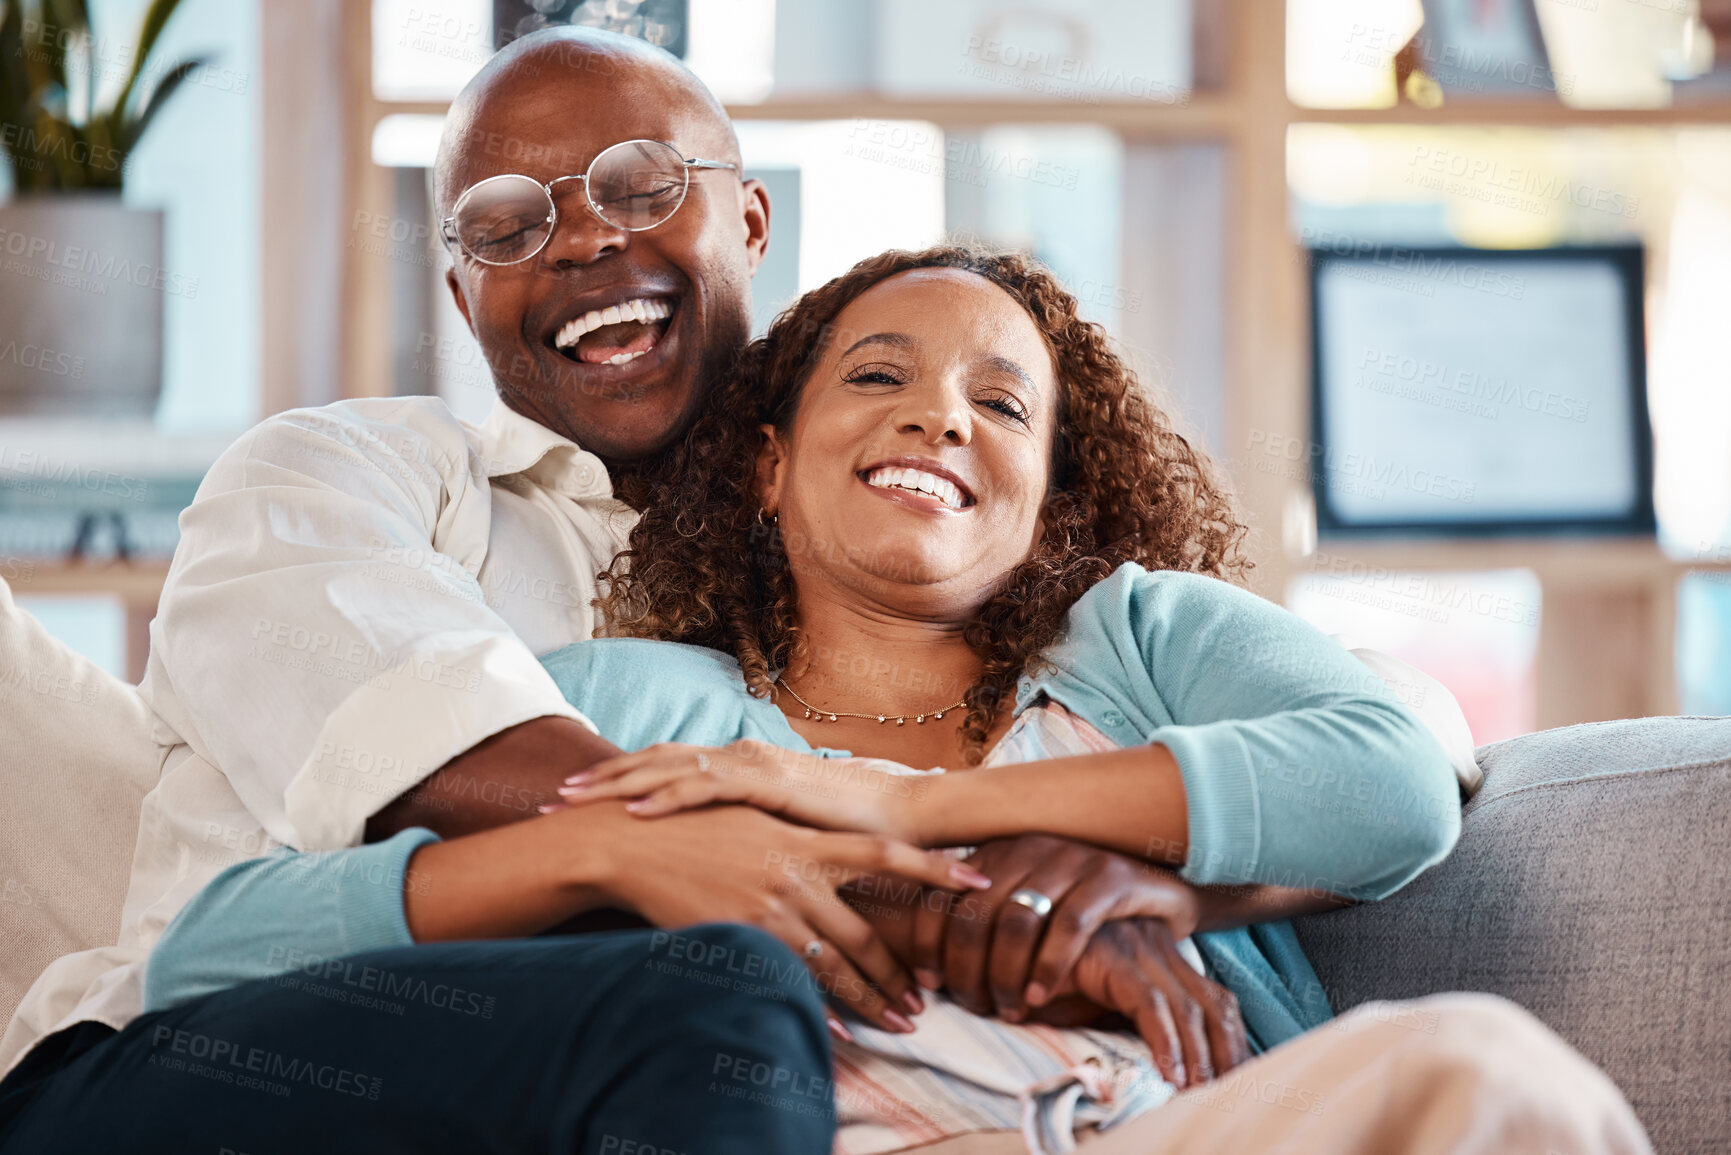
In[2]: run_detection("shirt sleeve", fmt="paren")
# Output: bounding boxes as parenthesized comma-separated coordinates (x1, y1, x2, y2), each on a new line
(1114, 568, 1462, 900)
(140, 400, 593, 852)
(142, 828, 440, 1012)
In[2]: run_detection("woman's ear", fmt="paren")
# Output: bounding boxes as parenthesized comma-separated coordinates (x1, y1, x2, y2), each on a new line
(755, 423, 787, 516)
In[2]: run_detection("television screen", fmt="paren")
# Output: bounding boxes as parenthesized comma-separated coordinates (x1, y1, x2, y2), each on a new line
(1308, 244, 1654, 535)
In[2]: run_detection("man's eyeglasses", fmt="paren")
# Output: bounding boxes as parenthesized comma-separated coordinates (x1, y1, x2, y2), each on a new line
(440, 138, 740, 266)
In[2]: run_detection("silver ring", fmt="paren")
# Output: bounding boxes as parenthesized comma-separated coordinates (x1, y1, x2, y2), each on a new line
(1008, 888, 1053, 918)
(803, 939, 823, 959)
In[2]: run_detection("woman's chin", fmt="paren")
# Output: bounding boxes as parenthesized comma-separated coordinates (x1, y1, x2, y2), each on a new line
(787, 534, 959, 591)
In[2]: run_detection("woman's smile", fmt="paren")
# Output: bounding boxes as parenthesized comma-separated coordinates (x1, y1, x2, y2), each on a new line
(858, 457, 976, 515)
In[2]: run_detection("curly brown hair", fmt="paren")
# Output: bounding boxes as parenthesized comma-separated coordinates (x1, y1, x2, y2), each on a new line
(601, 244, 1248, 762)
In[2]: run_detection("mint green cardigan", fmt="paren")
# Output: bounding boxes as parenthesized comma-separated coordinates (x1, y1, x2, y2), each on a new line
(144, 564, 1462, 1050)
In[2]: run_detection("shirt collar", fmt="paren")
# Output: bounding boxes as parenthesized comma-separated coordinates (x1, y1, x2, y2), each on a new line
(475, 399, 613, 499)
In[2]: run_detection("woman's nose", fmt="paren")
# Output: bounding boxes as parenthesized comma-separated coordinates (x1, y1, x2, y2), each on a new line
(896, 389, 972, 446)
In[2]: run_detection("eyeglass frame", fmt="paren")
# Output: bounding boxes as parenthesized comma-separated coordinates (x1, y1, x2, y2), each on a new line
(439, 138, 741, 266)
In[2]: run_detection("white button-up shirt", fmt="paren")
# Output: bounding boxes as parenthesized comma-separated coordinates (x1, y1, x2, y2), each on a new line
(1, 397, 635, 1076)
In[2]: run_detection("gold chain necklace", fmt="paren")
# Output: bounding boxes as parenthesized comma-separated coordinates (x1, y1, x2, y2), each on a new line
(775, 676, 967, 726)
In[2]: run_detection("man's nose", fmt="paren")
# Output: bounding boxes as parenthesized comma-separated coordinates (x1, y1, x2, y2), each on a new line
(540, 193, 629, 268)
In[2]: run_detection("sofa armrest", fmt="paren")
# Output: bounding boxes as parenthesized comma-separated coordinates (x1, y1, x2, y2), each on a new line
(1293, 716, 1731, 1155)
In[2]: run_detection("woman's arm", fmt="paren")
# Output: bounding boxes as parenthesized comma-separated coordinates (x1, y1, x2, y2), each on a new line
(144, 799, 986, 1034)
(149, 799, 722, 1017)
(900, 743, 1186, 858)
(144, 828, 440, 1012)
(572, 569, 1461, 902)
(143, 813, 641, 1012)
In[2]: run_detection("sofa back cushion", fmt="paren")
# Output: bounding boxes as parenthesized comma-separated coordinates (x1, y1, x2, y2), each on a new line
(1295, 716, 1731, 1154)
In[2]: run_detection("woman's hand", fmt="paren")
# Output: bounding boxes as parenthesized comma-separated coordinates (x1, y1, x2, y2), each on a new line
(1033, 918, 1250, 1089)
(555, 739, 931, 839)
(594, 804, 990, 1036)
(910, 835, 1206, 1023)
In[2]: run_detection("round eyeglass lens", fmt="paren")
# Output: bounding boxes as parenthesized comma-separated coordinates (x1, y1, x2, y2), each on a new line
(453, 174, 554, 264)
(587, 140, 691, 231)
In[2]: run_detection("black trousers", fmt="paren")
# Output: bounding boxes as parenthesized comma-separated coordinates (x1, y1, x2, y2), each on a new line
(0, 924, 835, 1154)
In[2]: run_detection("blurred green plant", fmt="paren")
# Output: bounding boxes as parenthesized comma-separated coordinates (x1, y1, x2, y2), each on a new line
(0, 0, 200, 192)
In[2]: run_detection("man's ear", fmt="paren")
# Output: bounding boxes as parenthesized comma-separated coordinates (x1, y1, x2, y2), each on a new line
(755, 422, 786, 515)
(740, 178, 771, 275)
(444, 267, 476, 334)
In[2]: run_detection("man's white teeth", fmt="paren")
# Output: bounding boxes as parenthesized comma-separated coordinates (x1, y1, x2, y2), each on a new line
(554, 297, 672, 350)
(606, 350, 647, 365)
(864, 466, 967, 510)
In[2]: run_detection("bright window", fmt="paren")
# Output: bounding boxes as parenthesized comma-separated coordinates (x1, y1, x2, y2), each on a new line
(1287, 565, 1542, 743)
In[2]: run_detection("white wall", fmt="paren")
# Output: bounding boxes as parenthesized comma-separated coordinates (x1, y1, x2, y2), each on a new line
(100, 0, 262, 433)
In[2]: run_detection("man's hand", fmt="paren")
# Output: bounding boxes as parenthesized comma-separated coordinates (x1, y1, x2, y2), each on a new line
(910, 835, 1206, 1023)
(595, 805, 989, 1035)
(1031, 918, 1250, 1089)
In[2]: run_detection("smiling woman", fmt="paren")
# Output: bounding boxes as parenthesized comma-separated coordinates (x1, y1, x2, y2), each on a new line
(600, 243, 1247, 760)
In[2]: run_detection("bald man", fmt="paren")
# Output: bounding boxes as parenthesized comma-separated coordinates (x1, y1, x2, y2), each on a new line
(0, 29, 857, 1155)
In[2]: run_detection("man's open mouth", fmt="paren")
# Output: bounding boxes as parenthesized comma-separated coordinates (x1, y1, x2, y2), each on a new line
(551, 297, 675, 366)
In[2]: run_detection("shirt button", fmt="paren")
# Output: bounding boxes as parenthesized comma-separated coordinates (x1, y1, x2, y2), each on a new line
(1103, 710, 1126, 727)
(575, 465, 595, 489)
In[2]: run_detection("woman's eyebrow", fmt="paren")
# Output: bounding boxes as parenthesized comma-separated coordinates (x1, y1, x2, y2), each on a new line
(840, 332, 915, 357)
(979, 354, 1035, 391)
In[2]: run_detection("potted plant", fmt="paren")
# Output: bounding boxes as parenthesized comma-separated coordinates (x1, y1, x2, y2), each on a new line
(0, 0, 200, 417)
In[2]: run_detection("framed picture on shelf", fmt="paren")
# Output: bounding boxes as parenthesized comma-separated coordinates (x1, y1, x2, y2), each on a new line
(1307, 243, 1655, 537)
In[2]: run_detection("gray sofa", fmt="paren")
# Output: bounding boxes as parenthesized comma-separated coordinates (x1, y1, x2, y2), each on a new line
(1295, 716, 1731, 1155)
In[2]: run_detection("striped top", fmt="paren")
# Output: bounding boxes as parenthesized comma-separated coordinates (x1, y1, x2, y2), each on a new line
(833, 701, 1196, 1155)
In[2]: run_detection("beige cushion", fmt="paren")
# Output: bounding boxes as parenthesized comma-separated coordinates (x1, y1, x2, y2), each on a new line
(0, 576, 160, 1033)
(1347, 646, 1482, 797)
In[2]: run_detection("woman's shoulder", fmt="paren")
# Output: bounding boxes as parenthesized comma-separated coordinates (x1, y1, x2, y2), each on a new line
(1062, 562, 1256, 634)
(538, 638, 772, 752)
(1051, 562, 1362, 698)
(539, 636, 747, 693)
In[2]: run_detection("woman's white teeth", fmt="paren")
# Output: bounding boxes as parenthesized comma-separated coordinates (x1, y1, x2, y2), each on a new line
(554, 297, 672, 350)
(865, 466, 966, 510)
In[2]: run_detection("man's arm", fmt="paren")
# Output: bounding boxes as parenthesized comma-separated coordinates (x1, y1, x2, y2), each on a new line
(144, 401, 608, 852)
(841, 836, 1349, 1025)
(366, 716, 623, 841)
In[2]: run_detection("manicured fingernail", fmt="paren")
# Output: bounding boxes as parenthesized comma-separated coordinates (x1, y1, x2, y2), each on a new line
(883, 1010, 916, 1033)
(1001, 1006, 1024, 1023)
(536, 803, 564, 814)
(556, 784, 587, 796)
(563, 772, 593, 786)
(1025, 982, 1049, 1006)
(827, 1016, 855, 1043)
(625, 799, 650, 812)
(900, 990, 924, 1015)
(915, 969, 941, 991)
(950, 865, 993, 888)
